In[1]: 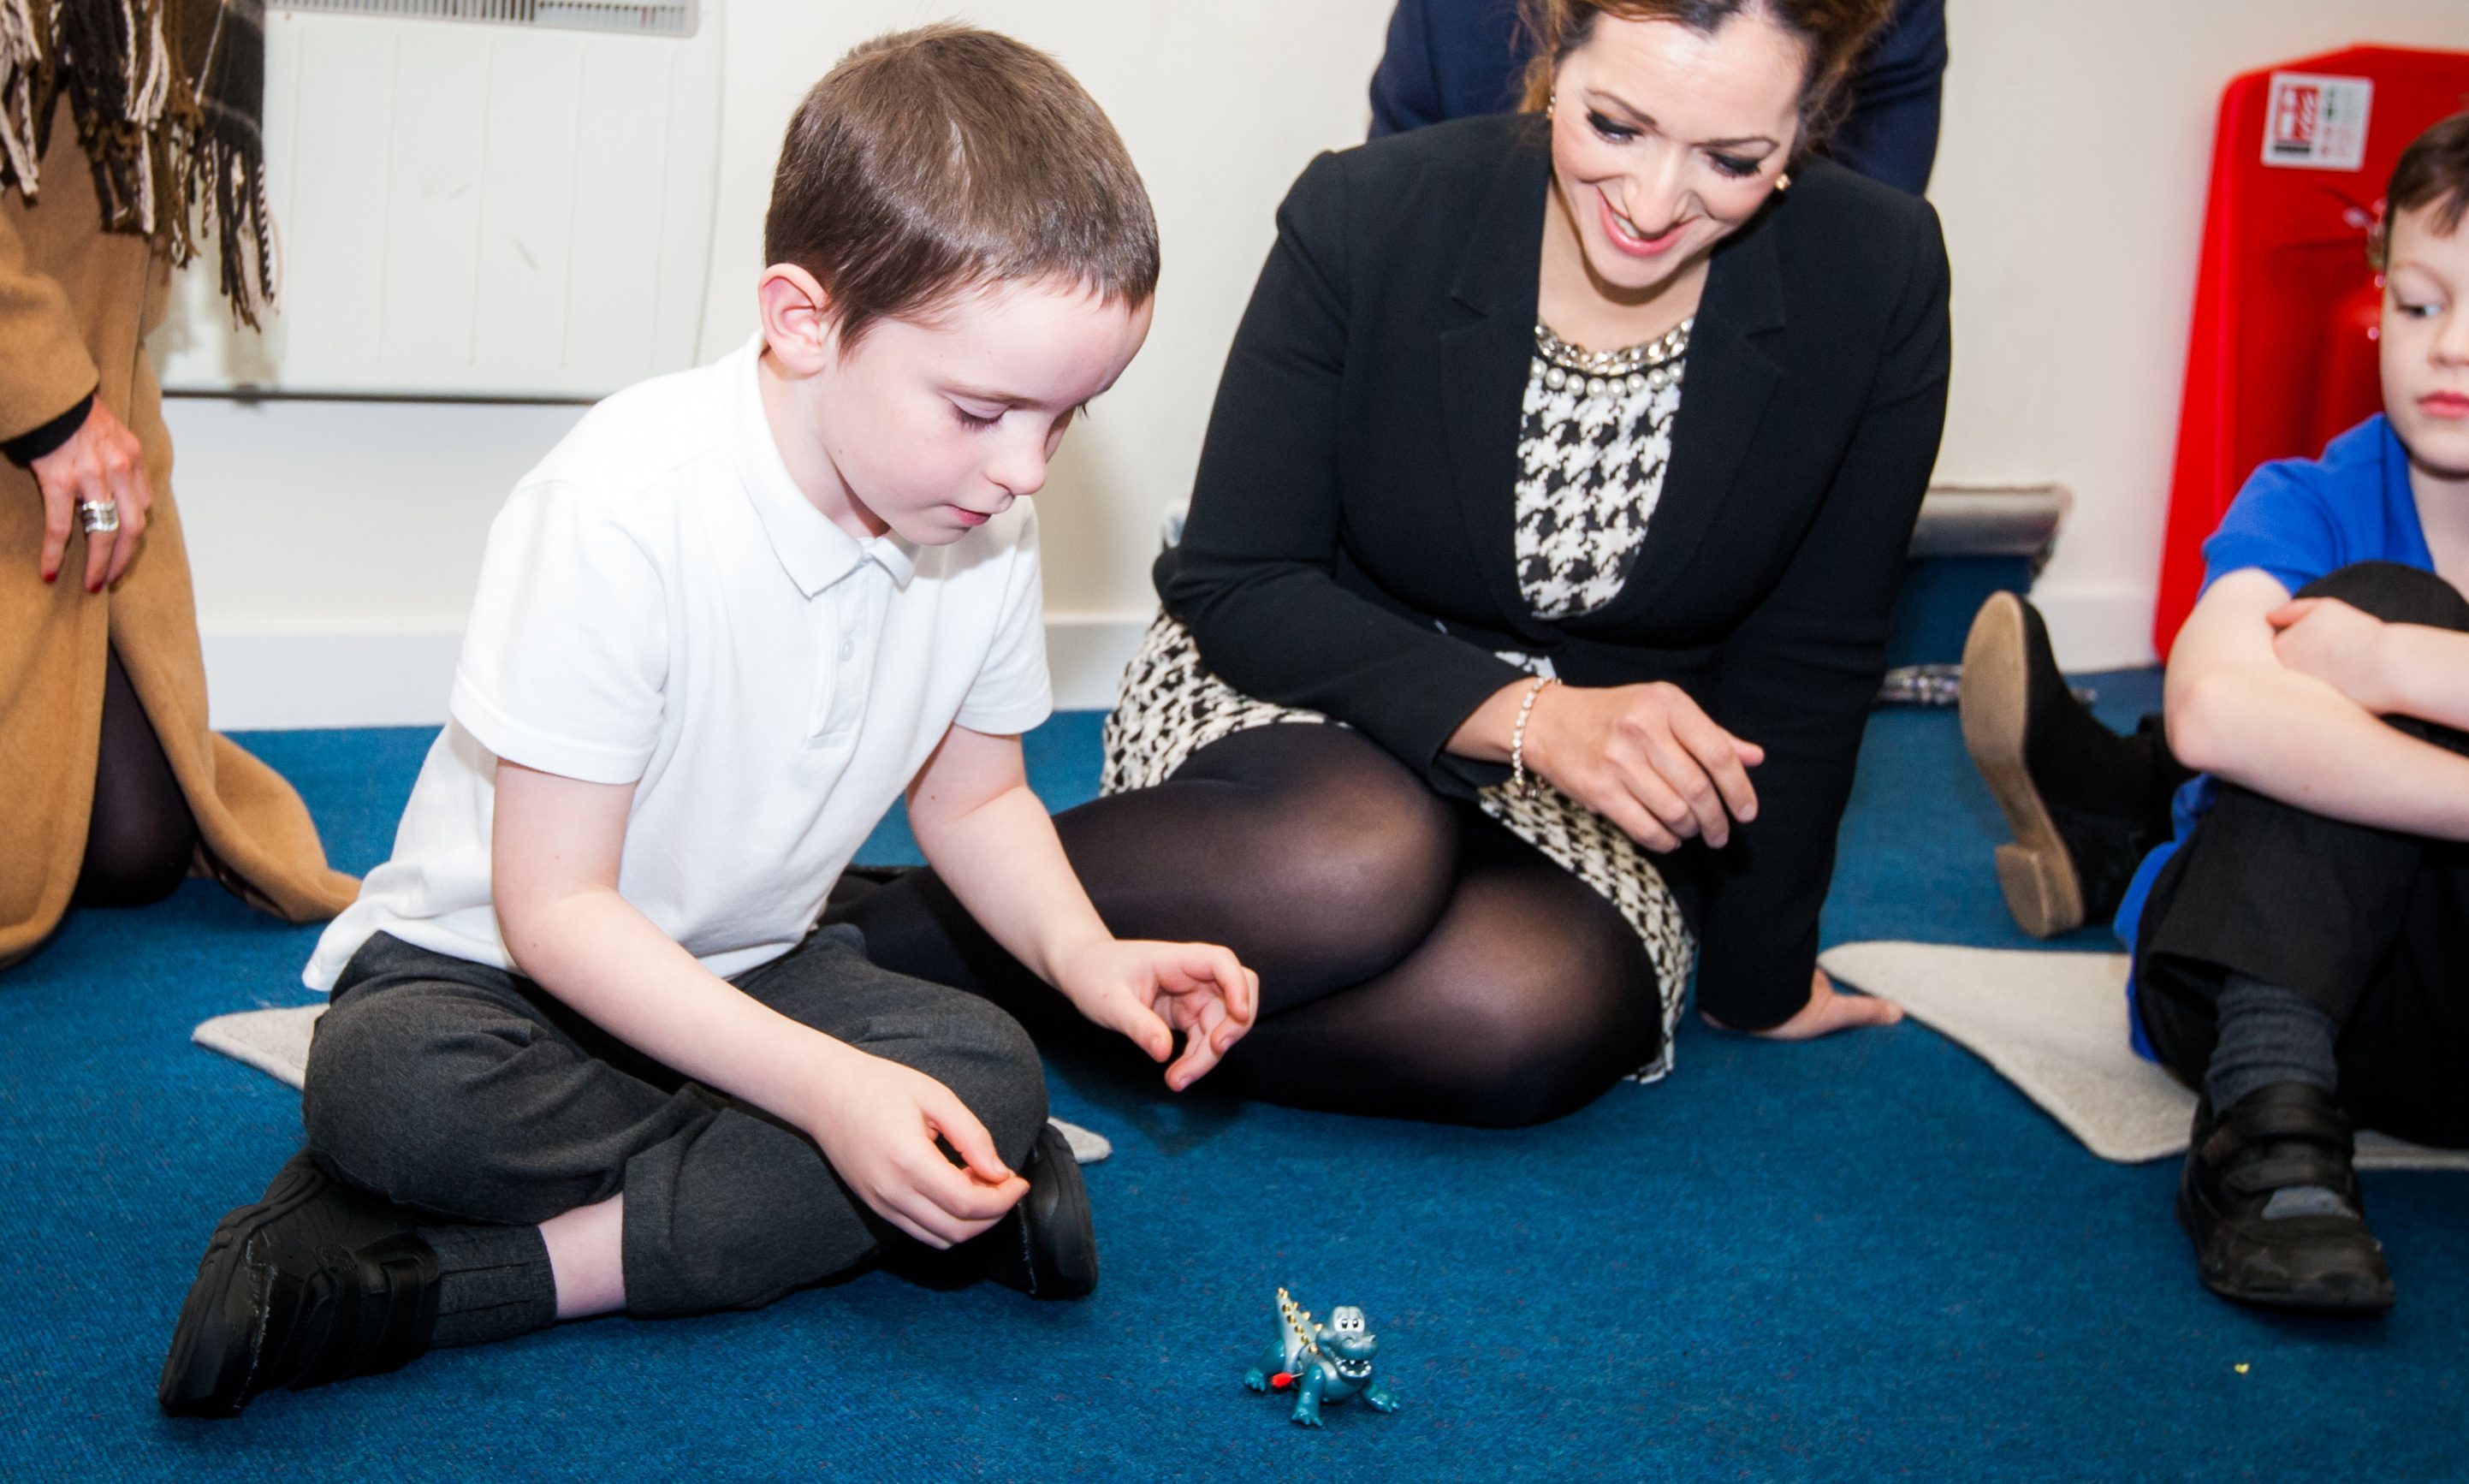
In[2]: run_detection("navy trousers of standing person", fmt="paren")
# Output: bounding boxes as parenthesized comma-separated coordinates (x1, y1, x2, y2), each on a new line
(300, 925, 1049, 1317)
(2134, 562, 2469, 1149)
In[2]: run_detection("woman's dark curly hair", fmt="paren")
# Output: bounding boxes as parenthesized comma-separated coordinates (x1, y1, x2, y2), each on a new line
(1517, 0, 1898, 153)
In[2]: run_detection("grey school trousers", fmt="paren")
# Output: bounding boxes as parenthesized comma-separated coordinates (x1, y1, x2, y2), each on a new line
(301, 925, 1048, 1317)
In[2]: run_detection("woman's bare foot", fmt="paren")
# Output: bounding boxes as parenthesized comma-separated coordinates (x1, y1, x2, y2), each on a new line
(1703, 968, 1903, 1040)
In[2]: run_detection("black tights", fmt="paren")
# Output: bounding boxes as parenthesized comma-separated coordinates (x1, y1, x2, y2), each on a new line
(834, 725, 1662, 1128)
(72, 646, 198, 908)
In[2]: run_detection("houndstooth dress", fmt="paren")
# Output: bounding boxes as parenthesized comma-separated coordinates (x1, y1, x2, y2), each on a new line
(1104, 321, 1697, 1082)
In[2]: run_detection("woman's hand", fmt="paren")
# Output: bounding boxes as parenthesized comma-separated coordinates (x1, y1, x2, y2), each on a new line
(2266, 597, 2395, 712)
(1525, 680, 1766, 852)
(27, 400, 151, 591)
(1704, 968, 1903, 1040)
(801, 1048, 1031, 1250)
(1056, 937, 1260, 1091)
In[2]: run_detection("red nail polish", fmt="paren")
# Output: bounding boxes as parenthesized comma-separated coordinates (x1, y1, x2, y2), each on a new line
(43, 570, 56, 584)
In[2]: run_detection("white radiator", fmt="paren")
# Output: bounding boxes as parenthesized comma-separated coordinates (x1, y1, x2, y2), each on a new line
(150, 0, 723, 400)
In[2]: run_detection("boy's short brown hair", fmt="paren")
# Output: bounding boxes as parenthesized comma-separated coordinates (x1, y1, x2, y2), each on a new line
(2387, 109, 2469, 244)
(763, 25, 1160, 351)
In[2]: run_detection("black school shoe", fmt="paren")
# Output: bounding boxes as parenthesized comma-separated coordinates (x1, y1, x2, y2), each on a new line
(2177, 1083, 2395, 1317)
(158, 1151, 444, 1417)
(970, 1120, 1098, 1300)
(1959, 592, 2175, 937)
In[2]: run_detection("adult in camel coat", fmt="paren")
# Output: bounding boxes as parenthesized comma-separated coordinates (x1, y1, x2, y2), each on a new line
(2, 80, 353, 966)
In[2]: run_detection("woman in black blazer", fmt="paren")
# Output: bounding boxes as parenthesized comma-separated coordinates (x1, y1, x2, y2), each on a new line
(843, 0, 1948, 1125)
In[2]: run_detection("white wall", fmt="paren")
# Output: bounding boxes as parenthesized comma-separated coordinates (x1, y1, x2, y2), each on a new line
(176, 0, 1400, 727)
(174, 0, 2469, 726)
(172, 396, 585, 727)
(1931, 0, 2467, 667)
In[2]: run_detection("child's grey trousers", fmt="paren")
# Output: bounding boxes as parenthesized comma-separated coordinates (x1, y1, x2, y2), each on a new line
(301, 923, 1049, 1317)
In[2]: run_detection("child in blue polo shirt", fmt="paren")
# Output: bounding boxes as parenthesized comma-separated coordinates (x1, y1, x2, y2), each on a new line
(1961, 110, 2469, 1317)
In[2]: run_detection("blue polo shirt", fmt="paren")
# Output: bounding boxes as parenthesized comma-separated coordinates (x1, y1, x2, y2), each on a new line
(2117, 414, 2436, 1058)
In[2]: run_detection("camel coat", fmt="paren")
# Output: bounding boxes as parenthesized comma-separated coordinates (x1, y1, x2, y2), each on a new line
(2, 104, 356, 967)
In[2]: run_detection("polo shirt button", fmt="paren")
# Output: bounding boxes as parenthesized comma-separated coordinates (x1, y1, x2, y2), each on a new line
(839, 636, 855, 662)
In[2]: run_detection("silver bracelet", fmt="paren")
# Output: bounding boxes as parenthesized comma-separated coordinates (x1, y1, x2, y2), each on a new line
(1509, 675, 1558, 795)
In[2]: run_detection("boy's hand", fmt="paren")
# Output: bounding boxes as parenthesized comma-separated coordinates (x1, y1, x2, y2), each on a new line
(1056, 939, 1259, 1091)
(803, 1051, 1030, 1250)
(2268, 597, 2394, 711)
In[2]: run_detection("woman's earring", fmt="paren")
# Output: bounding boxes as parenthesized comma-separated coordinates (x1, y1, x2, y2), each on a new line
(1775, 171, 1792, 192)
(1546, 90, 1558, 116)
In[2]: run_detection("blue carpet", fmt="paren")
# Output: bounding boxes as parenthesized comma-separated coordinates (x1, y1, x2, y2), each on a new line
(6, 679, 2465, 1481)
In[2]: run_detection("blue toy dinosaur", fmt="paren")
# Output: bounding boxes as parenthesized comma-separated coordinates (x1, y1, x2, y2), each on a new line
(1243, 1288, 1401, 1427)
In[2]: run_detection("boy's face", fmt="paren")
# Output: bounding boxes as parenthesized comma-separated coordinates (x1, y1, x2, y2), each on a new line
(2382, 202, 2469, 481)
(782, 276, 1152, 546)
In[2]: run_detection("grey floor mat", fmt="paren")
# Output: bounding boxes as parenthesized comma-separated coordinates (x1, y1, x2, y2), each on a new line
(1819, 941, 2469, 1169)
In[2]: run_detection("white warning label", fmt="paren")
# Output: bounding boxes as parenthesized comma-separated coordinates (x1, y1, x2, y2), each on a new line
(2261, 72, 2374, 172)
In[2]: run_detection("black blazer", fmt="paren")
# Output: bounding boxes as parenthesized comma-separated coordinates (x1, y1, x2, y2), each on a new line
(1157, 112, 1951, 1030)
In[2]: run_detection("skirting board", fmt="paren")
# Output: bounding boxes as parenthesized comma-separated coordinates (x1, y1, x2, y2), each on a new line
(2029, 580, 2157, 673)
(201, 591, 2161, 730)
(202, 614, 1157, 731)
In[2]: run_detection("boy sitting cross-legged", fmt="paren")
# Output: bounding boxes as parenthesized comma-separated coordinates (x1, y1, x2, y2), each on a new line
(157, 24, 1257, 1417)
(1960, 111, 2469, 1315)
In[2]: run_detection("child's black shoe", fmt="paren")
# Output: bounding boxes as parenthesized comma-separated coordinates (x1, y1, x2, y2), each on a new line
(2176, 1083, 2395, 1317)
(972, 1119, 1097, 1300)
(158, 1151, 444, 1417)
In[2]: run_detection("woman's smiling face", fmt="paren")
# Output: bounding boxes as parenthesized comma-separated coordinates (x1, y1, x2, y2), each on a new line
(1547, 9, 1806, 299)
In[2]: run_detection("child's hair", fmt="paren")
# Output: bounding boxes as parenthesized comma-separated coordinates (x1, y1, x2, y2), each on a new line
(2383, 109, 2469, 252)
(763, 24, 1160, 352)
(1515, 0, 1896, 149)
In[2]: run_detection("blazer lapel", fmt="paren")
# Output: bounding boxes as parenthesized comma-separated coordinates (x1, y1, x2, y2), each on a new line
(1434, 120, 1559, 644)
(1598, 210, 1789, 621)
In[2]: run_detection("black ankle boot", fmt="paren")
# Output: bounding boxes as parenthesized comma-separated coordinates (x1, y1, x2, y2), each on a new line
(2177, 1083, 2395, 1317)
(970, 1120, 1098, 1300)
(158, 1152, 444, 1417)
(1960, 592, 2177, 935)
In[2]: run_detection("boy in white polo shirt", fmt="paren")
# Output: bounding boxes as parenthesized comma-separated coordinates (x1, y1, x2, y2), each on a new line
(157, 25, 1256, 1418)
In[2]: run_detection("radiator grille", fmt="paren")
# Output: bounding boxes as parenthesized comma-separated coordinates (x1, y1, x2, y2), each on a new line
(273, 0, 697, 37)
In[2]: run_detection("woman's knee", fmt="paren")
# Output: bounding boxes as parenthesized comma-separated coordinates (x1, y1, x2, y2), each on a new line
(71, 814, 194, 907)
(73, 650, 199, 907)
(1413, 911, 1659, 1129)
(1178, 726, 1461, 965)
(2297, 561, 2469, 631)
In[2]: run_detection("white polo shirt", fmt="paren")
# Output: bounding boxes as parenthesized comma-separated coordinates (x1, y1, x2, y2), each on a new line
(304, 337, 1053, 990)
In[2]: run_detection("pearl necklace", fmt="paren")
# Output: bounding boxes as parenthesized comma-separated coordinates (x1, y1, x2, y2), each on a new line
(1532, 318, 1692, 397)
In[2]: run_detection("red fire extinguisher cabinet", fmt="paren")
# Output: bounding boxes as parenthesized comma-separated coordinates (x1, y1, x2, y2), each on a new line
(2152, 45, 2469, 658)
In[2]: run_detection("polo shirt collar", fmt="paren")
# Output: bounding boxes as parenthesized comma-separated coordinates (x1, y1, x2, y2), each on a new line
(731, 335, 917, 597)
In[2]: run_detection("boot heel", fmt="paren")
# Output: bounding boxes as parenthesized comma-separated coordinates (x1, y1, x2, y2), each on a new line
(1993, 843, 2084, 938)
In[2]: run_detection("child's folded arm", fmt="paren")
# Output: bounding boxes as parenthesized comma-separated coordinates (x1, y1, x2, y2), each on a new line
(2165, 569, 2469, 841)
(2370, 622, 2469, 733)
(905, 723, 1260, 1091)
(490, 760, 1028, 1247)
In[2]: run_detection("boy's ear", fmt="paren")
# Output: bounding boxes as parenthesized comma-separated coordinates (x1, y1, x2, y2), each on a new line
(757, 264, 836, 372)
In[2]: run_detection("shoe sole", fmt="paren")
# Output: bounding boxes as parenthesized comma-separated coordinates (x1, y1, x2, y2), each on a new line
(2175, 1168, 2396, 1317)
(157, 1157, 329, 1417)
(1960, 594, 2085, 938)
(1019, 1122, 1098, 1300)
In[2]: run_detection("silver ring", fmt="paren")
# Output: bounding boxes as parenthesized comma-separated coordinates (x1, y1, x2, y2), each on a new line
(79, 500, 119, 534)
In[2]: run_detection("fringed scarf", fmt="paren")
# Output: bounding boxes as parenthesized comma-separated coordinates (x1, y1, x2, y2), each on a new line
(0, 0, 273, 327)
